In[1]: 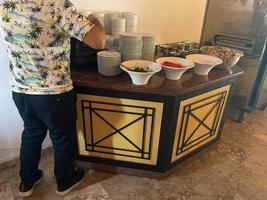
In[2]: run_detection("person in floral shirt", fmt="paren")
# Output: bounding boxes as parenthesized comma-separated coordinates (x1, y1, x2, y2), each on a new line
(0, 0, 105, 197)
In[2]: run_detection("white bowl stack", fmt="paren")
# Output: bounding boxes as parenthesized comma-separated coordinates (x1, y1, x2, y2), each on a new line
(105, 35, 120, 52)
(105, 35, 116, 49)
(104, 12, 121, 35)
(111, 18, 126, 37)
(97, 51, 122, 76)
(142, 33, 155, 61)
(119, 33, 143, 62)
(123, 12, 139, 33)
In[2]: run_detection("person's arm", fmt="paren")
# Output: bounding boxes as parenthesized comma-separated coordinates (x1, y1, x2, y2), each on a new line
(83, 14, 105, 49)
(54, 0, 105, 49)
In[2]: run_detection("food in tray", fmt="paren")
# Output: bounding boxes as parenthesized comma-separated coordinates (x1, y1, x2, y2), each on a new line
(161, 61, 184, 68)
(200, 46, 244, 68)
(201, 46, 241, 58)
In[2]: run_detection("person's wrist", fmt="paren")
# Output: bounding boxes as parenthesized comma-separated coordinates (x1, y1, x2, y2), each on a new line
(88, 14, 98, 24)
(88, 14, 104, 32)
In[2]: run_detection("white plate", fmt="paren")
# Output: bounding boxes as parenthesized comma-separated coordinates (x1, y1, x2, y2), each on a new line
(120, 33, 142, 39)
(97, 51, 121, 58)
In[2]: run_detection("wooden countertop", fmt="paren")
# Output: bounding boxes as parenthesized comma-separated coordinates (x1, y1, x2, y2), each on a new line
(71, 66, 243, 96)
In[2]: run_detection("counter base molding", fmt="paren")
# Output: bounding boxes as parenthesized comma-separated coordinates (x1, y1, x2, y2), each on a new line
(72, 66, 242, 176)
(76, 160, 188, 179)
(76, 94, 164, 166)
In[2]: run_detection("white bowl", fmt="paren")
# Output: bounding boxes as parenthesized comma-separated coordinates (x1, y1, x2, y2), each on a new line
(121, 60, 162, 85)
(156, 57, 195, 80)
(186, 54, 223, 76)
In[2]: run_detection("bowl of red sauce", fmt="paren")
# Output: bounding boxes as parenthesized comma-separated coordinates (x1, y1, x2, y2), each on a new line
(156, 57, 195, 80)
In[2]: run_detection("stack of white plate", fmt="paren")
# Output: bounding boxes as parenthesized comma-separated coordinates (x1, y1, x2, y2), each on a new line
(119, 33, 143, 61)
(142, 33, 155, 61)
(105, 35, 120, 52)
(111, 18, 126, 37)
(97, 51, 122, 76)
(105, 35, 117, 49)
(123, 12, 138, 33)
(104, 12, 121, 35)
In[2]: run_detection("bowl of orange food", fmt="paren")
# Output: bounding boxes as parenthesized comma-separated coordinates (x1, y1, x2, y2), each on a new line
(156, 57, 195, 80)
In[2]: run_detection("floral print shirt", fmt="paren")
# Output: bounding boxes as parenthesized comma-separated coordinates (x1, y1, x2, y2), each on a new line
(0, 0, 94, 95)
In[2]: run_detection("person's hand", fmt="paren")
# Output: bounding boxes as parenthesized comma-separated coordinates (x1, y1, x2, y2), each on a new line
(88, 14, 99, 25)
(83, 13, 105, 49)
(88, 14, 96, 21)
(88, 14, 104, 33)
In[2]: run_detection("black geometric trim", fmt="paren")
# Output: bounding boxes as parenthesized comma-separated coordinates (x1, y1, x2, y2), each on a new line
(81, 100, 155, 160)
(176, 91, 227, 156)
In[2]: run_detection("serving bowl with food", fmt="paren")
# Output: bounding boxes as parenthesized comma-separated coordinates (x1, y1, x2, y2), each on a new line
(186, 54, 223, 76)
(200, 46, 244, 69)
(120, 60, 162, 85)
(156, 57, 195, 80)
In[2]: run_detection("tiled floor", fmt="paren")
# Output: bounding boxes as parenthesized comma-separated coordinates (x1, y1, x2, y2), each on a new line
(0, 149, 19, 165)
(0, 110, 267, 200)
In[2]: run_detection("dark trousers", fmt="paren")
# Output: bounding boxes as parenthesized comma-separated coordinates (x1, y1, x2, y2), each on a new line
(12, 90, 78, 186)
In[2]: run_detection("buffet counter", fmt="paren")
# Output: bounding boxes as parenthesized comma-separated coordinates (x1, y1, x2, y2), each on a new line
(72, 66, 243, 178)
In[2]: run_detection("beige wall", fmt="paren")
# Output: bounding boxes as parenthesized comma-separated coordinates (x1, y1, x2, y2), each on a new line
(72, 0, 208, 44)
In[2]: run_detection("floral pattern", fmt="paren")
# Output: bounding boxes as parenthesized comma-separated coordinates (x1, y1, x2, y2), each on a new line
(0, 0, 94, 94)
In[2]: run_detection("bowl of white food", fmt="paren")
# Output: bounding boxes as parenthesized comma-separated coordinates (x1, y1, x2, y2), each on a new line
(186, 54, 223, 76)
